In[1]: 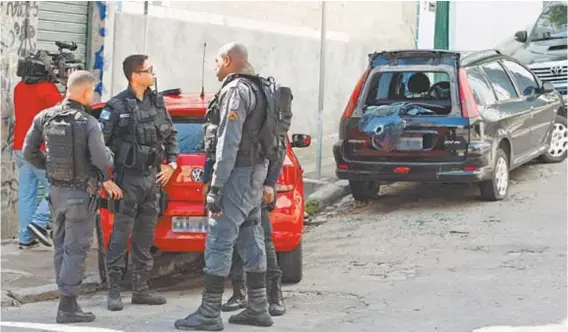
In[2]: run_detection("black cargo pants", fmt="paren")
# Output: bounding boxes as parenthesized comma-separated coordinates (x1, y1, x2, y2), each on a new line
(106, 168, 160, 278)
(49, 186, 96, 297)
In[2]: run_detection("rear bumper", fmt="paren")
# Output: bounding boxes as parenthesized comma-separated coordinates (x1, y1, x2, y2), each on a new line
(333, 140, 494, 183)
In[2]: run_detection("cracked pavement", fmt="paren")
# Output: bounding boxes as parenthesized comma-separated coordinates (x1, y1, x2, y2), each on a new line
(1, 161, 566, 332)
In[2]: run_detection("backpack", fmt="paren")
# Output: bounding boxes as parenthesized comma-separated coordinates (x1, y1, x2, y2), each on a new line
(251, 76, 294, 163)
(226, 74, 294, 163)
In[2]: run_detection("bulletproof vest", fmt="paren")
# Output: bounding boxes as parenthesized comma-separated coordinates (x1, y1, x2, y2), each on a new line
(235, 78, 267, 166)
(43, 104, 90, 185)
(110, 90, 173, 171)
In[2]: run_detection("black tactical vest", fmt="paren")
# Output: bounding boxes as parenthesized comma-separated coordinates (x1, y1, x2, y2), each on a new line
(204, 76, 267, 167)
(44, 104, 90, 185)
(108, 90, 173, 172)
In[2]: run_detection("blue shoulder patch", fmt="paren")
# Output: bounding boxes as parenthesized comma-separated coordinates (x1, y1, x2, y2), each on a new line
(100, 109, 111, 120)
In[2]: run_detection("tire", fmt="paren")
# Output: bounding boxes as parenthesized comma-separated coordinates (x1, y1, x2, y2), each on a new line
(278, 241, 303, 284)
(349, 180, 381, 201)
(539, 114, 568, 163)
(480, 147, 509, 201)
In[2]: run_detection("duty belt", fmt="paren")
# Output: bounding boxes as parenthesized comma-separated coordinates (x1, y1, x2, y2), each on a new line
(49, 179, 89, 189)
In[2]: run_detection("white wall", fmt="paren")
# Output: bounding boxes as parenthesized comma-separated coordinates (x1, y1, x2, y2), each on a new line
(104, 1, 417, 143)
(449, 1, 544, 52)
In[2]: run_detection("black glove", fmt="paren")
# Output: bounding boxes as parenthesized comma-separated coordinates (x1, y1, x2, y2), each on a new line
(206, 186, 223, 213)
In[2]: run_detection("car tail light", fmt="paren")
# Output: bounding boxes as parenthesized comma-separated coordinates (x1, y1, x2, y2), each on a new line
(394, 167, 410, 174)
(464, 166, 477, 171)
(458, 68, 481, 119)
(342, 68, 371, 118)
(337, 163, 348, 169)
(275, 155, 298, 193)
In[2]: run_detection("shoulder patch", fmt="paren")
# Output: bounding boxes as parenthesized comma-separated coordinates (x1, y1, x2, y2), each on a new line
(100, 109, 111, 120)
(228, 111, 238, 121)
(229, 94, 240, 110)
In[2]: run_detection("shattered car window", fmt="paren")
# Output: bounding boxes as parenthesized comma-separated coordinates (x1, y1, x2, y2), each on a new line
(366, 71, 451, 103)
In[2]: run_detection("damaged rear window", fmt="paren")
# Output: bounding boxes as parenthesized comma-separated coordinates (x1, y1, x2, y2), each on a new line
(364, 71, 452, 115)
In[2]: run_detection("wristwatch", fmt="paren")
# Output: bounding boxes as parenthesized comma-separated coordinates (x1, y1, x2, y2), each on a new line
(168, 162, 178, 170)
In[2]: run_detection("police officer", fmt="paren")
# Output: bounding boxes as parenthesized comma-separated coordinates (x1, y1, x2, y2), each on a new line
(174, 42, 272, 331)
(23, 70, 122, 324)
(99, 54, 178, 311)
(222, 146, 287, 316)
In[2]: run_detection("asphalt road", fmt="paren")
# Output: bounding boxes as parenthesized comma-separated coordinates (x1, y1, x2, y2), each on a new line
(1, 160, 566, 332)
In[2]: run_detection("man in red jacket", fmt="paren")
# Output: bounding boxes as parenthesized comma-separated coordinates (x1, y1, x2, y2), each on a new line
(13, 80, 62, 249)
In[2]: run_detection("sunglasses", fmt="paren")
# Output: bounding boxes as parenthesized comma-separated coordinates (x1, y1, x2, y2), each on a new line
(136, 66, 154, 74)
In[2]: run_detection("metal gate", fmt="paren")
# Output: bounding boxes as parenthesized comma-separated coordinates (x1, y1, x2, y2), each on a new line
(37, 1, 89, 66)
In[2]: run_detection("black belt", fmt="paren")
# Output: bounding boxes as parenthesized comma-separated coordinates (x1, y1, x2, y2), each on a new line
(49, 179, 88, 188)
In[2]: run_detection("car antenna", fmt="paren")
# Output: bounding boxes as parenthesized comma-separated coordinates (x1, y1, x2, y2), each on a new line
(200, 42, 206, 100)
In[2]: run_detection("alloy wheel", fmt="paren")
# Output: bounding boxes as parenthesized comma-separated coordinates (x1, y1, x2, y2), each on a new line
(548, 123, 568, 158)
(495, 157, 508, 197)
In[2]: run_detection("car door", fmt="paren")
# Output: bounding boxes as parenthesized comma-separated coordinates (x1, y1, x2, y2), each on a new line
(480, 61, 532, 164)
(501, 59, 557, 150)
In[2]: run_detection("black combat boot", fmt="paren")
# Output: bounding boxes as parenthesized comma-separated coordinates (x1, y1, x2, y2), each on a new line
(131, 273, 167, 305)
(267, 274, 286, 316)
(174, 273, 225, 331)
(56, 295, 96, 324)
(228, 272, 273, 327)
(107, 272, 124, 311)
(221, 279, 247, 312)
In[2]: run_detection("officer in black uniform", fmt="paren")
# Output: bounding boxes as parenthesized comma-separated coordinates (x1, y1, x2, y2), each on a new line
(23, 70, 122, 324)
(99, 54, 178, 311)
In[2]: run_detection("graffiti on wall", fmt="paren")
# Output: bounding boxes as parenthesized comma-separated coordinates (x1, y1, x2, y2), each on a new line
(1, 1, 40, 238)
(91, 1, 107, 100)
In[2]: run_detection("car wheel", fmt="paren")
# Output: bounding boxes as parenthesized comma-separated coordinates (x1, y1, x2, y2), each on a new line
(480, 147, 509, 201)
(539, 115, 568, 163)
(349, 180, 380, 201)
(278, 241, 302, 284)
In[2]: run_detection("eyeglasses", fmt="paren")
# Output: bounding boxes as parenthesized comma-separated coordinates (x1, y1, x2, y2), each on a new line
(136, 66, 154, 74)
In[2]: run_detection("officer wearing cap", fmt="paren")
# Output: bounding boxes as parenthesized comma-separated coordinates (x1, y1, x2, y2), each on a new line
(174, 42, 273, 330)
(99, 54, 178, 311)
(23, 70, 122, 324)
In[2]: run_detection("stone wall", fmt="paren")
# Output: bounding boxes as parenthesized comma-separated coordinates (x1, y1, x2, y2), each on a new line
(1, 1, 40, 239)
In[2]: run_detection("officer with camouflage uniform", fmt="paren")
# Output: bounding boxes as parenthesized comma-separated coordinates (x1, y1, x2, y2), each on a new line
(175, 42, 273, 331)
(23, 70, 122, 324)
(99, 54, 178, 311)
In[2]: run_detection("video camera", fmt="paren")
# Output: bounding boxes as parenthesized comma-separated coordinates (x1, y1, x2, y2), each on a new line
(16, 41, 84, 85)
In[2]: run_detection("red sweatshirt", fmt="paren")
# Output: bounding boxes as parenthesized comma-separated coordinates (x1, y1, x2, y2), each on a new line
(13, 81, 62, 151)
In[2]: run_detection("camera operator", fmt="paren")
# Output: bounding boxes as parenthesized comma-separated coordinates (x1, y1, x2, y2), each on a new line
(14, 42, 83, 249)
(14, 51, 62, 249)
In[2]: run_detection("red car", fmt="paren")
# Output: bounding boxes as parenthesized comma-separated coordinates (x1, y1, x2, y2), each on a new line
(92, 89, 310, 284)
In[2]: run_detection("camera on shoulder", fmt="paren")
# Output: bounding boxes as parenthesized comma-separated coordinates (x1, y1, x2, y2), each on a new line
(16, 40, 84, 85)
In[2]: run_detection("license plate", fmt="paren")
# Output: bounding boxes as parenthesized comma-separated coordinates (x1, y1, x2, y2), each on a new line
(395, 137, 423, 151)
(171, 216, 209, 233)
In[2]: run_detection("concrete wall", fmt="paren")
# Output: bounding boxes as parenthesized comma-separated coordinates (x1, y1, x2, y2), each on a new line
(105, 1, 417, 146)
(1, 1, 40, 238)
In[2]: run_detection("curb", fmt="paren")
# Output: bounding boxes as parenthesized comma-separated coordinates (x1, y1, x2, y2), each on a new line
(304, 179, 351, 218)
(2, 273, 104, 308)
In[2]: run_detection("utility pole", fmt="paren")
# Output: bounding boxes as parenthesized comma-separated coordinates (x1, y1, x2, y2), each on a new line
(315, 1, 327, 179)
(143, 1, 149, 53)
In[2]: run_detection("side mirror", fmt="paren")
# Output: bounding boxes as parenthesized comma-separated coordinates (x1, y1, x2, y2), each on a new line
(542, 81, 555, 93)
(514, 30, 528, 43)
(290, 134, 311, 148)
